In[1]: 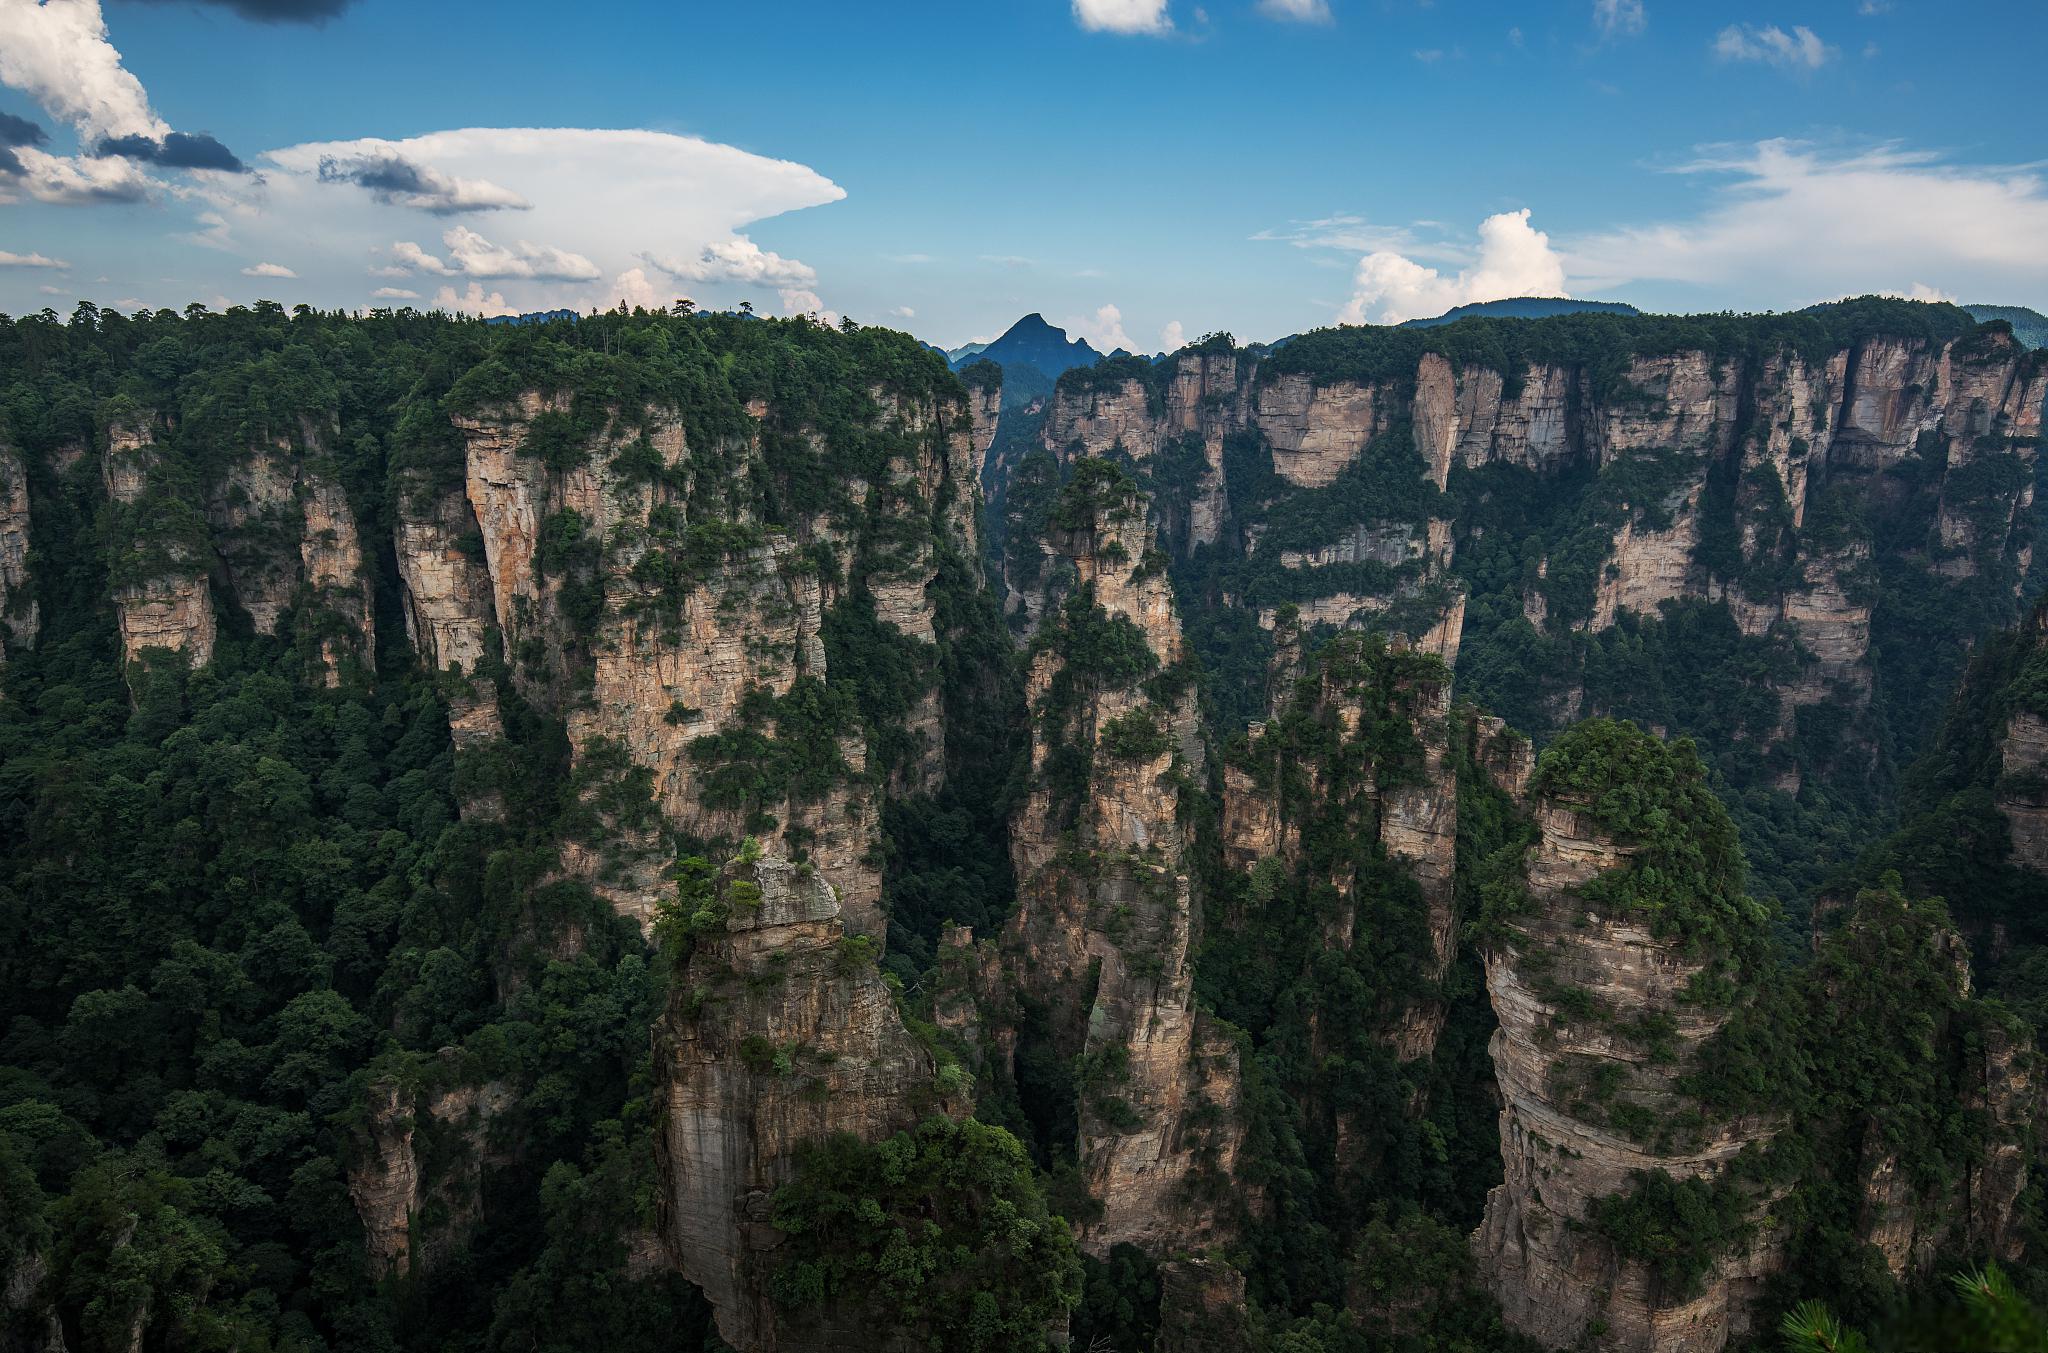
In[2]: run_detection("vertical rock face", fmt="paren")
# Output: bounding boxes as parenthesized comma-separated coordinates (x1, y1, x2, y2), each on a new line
(0, 442, 36, 672)
(415, 380, 980, 929)
(1994, 608, 2048, 874)
(395, 476, 504, 746)
(997, 462, 1244, 1255)
(1476, 733, 1780, 1353)
(208, 420, 375, 682)
(1025, 320, 2044, 777)
(102, 415, 216, 673)
(654, 854, 938, 1353)
(347, 1075, 513, 1279)
(1218, 630, 1462, 1063)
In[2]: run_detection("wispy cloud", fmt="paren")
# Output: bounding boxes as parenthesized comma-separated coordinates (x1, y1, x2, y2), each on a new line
(0, 249, 69, 269)
(1593, 0, 1645, 39)
(1563, 139, 2048, 304)
(1713, 24, 1834, 70)
(1257, 0, 1330, 23)
(1072, 0, 1171, 35)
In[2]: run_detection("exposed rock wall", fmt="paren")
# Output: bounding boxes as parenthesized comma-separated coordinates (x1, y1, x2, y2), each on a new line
(1032, 325, 2045, 773)
(1218, 631, 1461, 1063)
(996, 467, 1244, 1255)
(347, 1075, 513, 1279)
(0, 442, 35, 672)
(103, 416, 216, 673)
(654, 854, 939, 1352)
(1476, 793, 1779, 1352)
(208, 421, 375, 682)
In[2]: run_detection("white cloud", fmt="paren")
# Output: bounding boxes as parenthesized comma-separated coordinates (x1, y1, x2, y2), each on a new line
(433, 282, 515, 317)
(229, 128, 843, 314)
(1160, 319, 1186, 351)
(1069, 303, 1134, 351)
(1257, 0, 1330, 23)
(1902, 282, 1954, 303)
(609, 266, 667, 311)
(1, 144, 155, 205)
(0, 0, 248, 206)
(387, 226, 599, 282)
(1340, 208, 1565, 325)
(891, 305, 916, 319)
(0, 0, 162, 144)
(314, 150, 528, 214)
(1713, 24, 1833, 69)
(647, 235, 815, 287)
(241, 261, 296, 278)
(370, 285, 418, 299)
(1562, 140, 2048, 306)
(1073, 0, 1171, 35)
(1593, 0, 1645, 38)
(0, 249, 67, 268)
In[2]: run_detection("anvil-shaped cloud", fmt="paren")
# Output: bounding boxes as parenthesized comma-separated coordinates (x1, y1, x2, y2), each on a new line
(224, 127, 847, 315)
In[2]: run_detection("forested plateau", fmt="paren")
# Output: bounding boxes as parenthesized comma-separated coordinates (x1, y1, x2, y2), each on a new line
(2, 297, 2046, 1353)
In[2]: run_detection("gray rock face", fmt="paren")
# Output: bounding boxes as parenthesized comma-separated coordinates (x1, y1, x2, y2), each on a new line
(994, 471, 1246, 1256)
(1476, 796, 1781, 1353)
(0, 442, 36, 675)
(654, 856, 940, 1352)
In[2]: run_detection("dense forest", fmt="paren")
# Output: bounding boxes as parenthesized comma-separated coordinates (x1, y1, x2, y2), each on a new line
(1, 299, 2045, 1353)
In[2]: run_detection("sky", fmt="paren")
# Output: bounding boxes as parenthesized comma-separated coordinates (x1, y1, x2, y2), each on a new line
(0, 0, 2045, 350)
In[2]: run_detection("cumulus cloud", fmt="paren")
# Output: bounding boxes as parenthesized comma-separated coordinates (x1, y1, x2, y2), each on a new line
(1069, 303, 1134, 351)
(1073, 0, 1171, 35)
(370, 285, 418, 299)
(1713, 24, 1833, 69)
(891, 305, 916, 319)
(1340, 208, 1566, 324)
(433, 282, 515, 317)
(1593, 0, 1645, 38)
(316, 150, 529, 213)
(0, 0, 161, 144)
(1, 145, 155, 204)
(1160, 319, 1186, 351)
(387, 226, 600, 282)
(1562, 139, 2048, 305)
(0, 0, 249, 205)
(0, 249, 68, 268)
(241, 261, 296, 278)
(1257, 0, 1330, 23)
(647, 236, 816, 287)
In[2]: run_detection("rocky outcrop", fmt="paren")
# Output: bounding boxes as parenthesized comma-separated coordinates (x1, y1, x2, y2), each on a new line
(1220, 631, 1461, 1062)
(103, 416, 216, 674)
(1155, 1258, 1253, 1353)
(1477, 765, 1780, 1352)
(1999, 709, 2048, 874)
(395, 476, 504, 746)
(208, 422, 374, 682)
(0, 442, 35, 673)
(348, 1074, 514, 1278)
(654, 853, 940, 1352)
(995, 463, 1244, 1256)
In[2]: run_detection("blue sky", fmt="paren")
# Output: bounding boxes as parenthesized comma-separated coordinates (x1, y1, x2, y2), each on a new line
(1, 0, 2045, 349)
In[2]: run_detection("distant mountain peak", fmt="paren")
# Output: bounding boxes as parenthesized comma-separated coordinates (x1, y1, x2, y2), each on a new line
(949, 313, 1102, 377)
